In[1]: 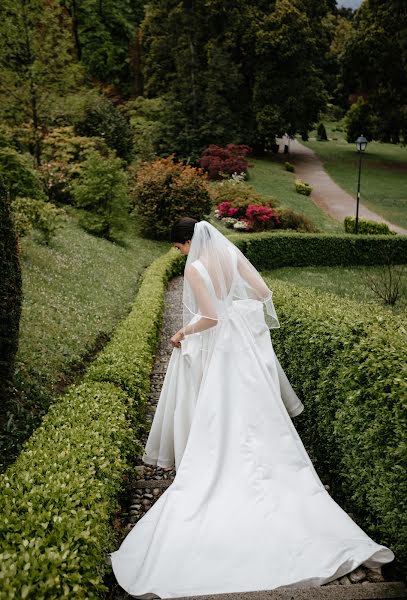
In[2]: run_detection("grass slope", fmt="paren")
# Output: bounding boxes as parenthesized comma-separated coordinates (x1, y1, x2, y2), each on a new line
(3, 214, 168, 470)
(262, 264, 407, 314)
(247, 157, 343, 233)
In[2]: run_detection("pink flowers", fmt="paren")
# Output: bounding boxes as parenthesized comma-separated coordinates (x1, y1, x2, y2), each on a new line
(216, 201, 281, 231)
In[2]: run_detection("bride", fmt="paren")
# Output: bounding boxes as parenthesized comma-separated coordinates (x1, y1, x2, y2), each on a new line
(109, 218, 395, 598)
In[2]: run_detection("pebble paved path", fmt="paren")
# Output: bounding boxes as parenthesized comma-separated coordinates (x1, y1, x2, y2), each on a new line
(107, 274, 399, 599)
(287, 139, 407, 236)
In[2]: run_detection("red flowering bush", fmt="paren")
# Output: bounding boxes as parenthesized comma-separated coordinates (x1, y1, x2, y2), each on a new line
(198, 144, 252, 180)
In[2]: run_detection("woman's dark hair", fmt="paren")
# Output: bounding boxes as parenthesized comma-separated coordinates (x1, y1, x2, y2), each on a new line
(170, 217, 198, 243)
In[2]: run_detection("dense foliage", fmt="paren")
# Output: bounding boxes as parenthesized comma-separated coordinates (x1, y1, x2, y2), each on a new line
(267, 279, 406, 579)
(141, 0, 335, 159)
(339, 0, 407, 143)
(0, 186, 22, 409)
(0, 248, 184, 598)
(198, 144, 252, 180)
(130, 156, 212, 239)
(344, 216, 395, 235)
(228, 231, 407, 269)
(71, 150, 130, 239)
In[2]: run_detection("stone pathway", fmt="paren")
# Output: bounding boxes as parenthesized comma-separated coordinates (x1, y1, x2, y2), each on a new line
(106, 275, 406, 600)
(286, 139, 407, 236)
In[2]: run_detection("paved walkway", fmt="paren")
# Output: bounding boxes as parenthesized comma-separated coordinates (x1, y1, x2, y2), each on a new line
(286, 139, 407, 236)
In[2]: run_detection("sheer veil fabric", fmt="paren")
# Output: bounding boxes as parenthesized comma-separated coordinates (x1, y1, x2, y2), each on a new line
(109, 220, 395, 598)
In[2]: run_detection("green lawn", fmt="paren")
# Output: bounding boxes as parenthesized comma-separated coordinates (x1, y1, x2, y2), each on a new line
(304, 119, 407, 230)
(247, 157, 343, 233)
(262, 264, 407, 315)
(3, 214, 167, 470)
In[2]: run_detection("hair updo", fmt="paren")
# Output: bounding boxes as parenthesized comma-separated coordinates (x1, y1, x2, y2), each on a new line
(170, 217, 198, 244)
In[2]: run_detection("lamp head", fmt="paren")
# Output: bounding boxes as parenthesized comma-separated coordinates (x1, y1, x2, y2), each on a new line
(356, 135, 368, 152)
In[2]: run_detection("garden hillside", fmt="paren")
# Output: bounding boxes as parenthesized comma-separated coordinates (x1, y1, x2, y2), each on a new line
(1, 212, 167, 472)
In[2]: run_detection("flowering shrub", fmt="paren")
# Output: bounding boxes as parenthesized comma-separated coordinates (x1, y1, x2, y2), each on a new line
(130, 156, 211, 239)
(198, 144, 252, 180)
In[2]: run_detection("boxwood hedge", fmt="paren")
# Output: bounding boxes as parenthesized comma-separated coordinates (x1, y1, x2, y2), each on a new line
(228, 231, 407, 269)
(0, 248, 184, 599)
(265, 277, 406, 579)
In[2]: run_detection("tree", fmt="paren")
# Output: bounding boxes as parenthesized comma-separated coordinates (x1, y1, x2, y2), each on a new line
(252, 0, 329, 146)
(62, 0, 145, 94)
(339, 0, 407, 143)
(0, 0, 83, 164)
(0, 182, 22, 410)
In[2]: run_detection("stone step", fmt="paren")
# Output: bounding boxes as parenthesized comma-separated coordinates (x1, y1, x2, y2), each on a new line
(165, 582, 407, 600)
(131, 479, 173, 490)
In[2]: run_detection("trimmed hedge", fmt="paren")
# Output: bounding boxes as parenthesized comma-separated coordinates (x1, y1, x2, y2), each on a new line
(227, 231, 407, 269)
(265, 278, 407, 579)
(344, 216, 395, 235)
(0, 248, 184, 599)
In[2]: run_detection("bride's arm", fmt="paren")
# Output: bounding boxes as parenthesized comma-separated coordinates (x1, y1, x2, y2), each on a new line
(181, 264, 218, 336)
(237, 253, 272, 300)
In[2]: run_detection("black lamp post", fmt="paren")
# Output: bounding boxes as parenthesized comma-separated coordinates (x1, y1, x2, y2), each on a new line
(355, 134, 368, 234)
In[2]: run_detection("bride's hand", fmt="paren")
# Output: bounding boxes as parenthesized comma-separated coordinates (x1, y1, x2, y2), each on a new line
(170, 329, 185, 348)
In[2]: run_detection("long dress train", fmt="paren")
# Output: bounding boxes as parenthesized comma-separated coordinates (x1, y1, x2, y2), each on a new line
(109, 256, 395, 598)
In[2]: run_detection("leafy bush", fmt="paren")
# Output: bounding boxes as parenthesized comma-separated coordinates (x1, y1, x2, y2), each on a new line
(0, 186, 22, 408)
(211, 180, 276, 214)
(345, 97, 377, 143)
(317, 122, 328, 141)
(284, 161, 295, 172)
(275, 208, 318, 232)
(226, 231, 407, 269)
(74, 95, 134, 162)
(198, 144, 252, 180)
(295, 178, 312, 196)
(0, 148, 44, 200)
(344, 216, 396, 235)
(39, 127, 111, 205)
(267, 280, 406, 579)
(72, 150, 130, 239)
(0, 248, 184, 598)
(130, 156, 212, 240)
(11, 198, 66, 245)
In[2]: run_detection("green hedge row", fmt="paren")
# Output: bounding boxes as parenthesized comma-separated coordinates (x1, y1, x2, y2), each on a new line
(0, 248, 184, 599)
(265, 277, 407, 579)
(227, 231, 407, 269)
(344, 216, 395, 235)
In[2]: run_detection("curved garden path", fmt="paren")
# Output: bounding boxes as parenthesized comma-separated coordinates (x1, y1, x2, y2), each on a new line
(107, 275, 406, 599)
(287, 139, 407, 236)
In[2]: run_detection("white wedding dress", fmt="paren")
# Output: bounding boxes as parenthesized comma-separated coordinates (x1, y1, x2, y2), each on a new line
(109, 242, 395, 598)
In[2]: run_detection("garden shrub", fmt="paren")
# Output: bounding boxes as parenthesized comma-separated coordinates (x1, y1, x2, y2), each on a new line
(121, 97, 166, 162)
(226, 231, 407, 269)
(284, 161, 295, 172)
(0, 185, 22, 408)
(0, 247, 184, 598)
(71, 150, 130, 239)
(344, 216, 395, 235)
(11, 198, 67, 245)
(0, 148, 44, 201)
(0, 381, 135, 599)
(295, 178, 312, 196)
(198, 144, 252, 180)
(74, 95, 134, 163)
(275, 208, 318, 232)
(265, 279, 406, 578)
(39, 127, 110, 204)
(130, 156, 212, 240)
(317, 122, 328, 141)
